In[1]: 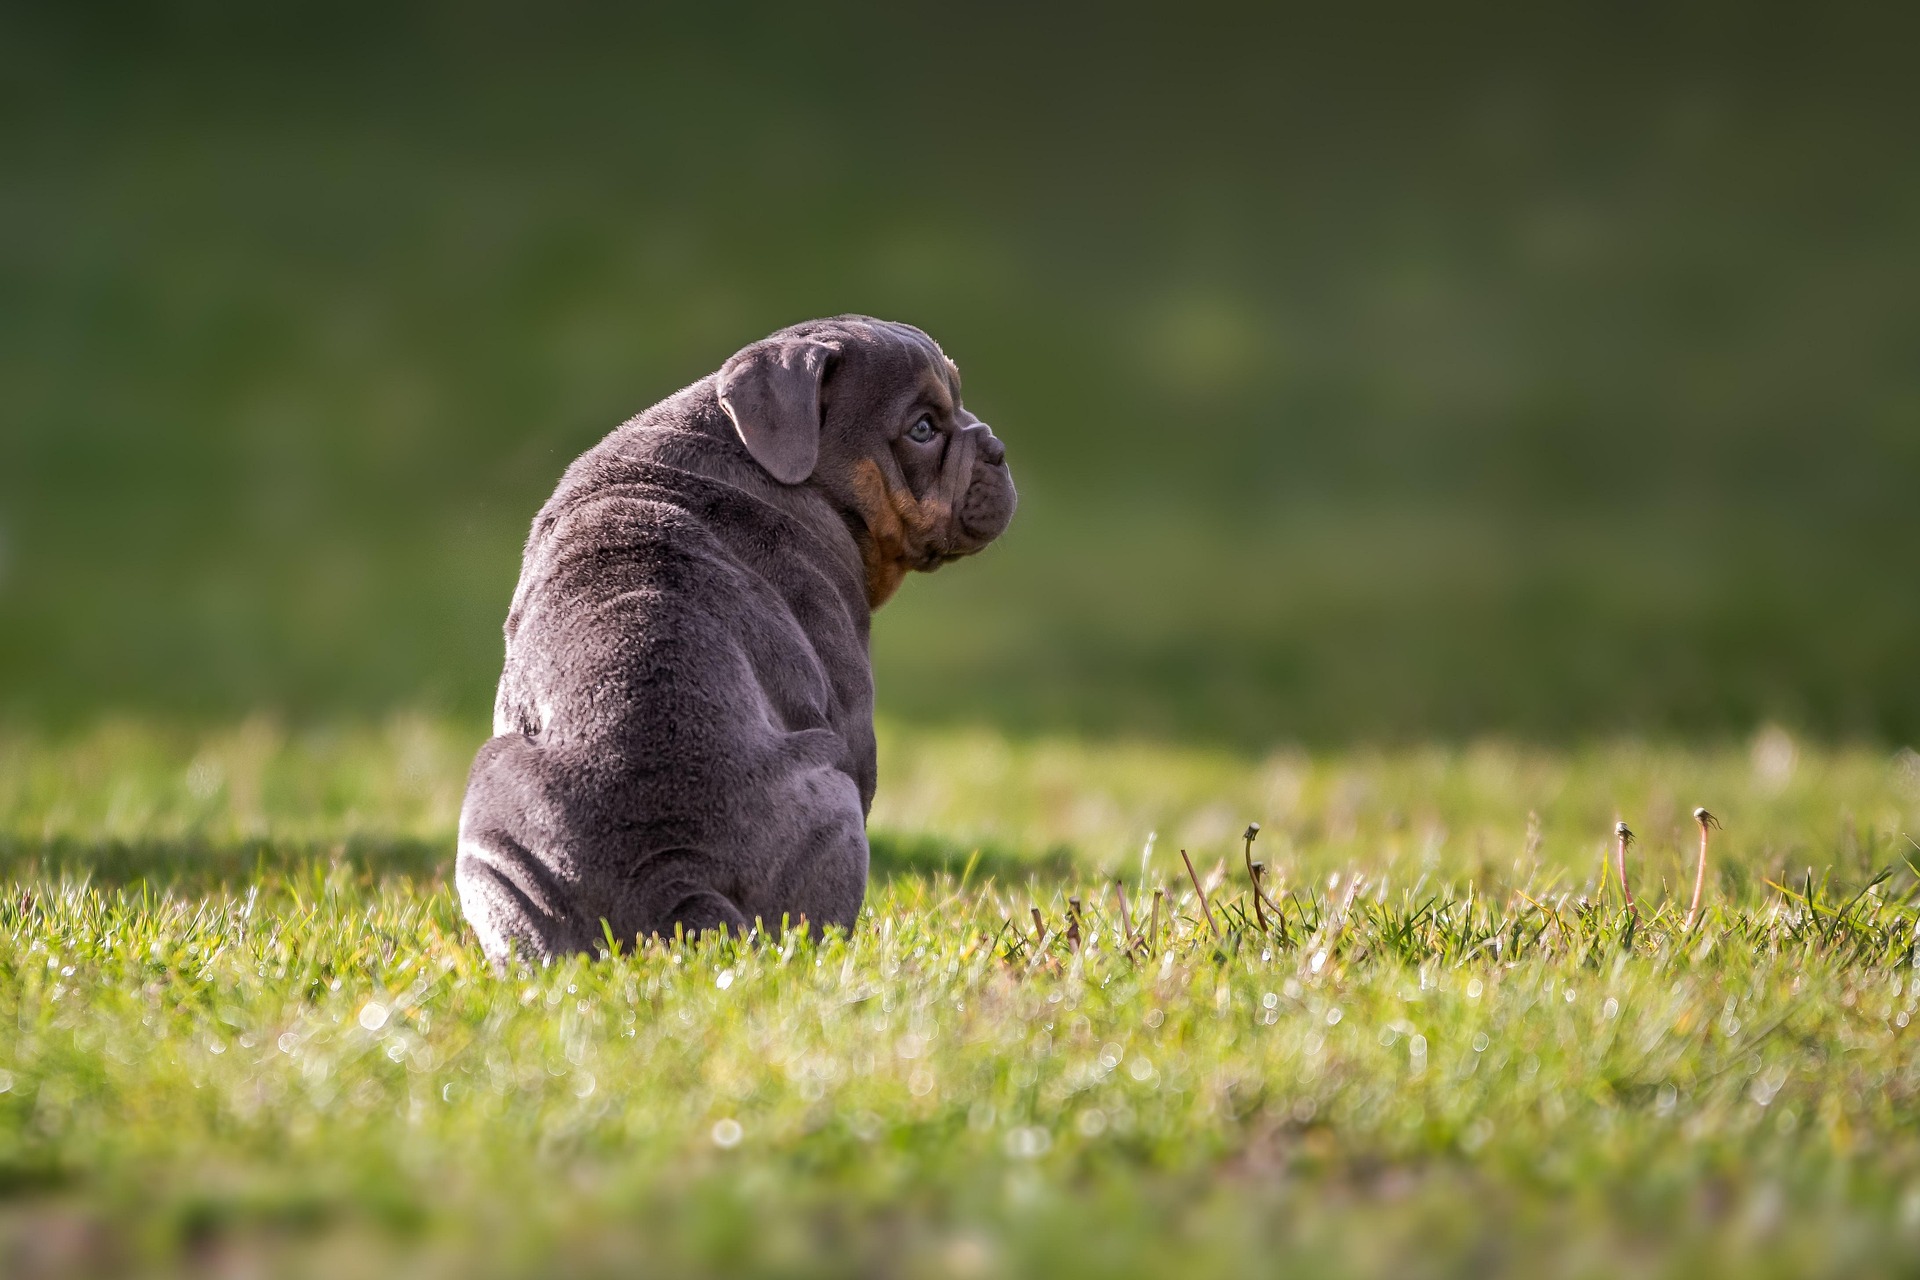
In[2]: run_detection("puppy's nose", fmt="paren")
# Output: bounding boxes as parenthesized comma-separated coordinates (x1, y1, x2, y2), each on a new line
(976, 430, 1006, 466)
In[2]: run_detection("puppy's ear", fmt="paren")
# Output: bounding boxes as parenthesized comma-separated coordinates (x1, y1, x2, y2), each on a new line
(717, 338, 836, 485)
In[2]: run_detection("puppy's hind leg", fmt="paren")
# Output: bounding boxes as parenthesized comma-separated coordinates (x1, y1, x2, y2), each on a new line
(456, 844, 577, 968)
(456, 733, 591, 967)
(759, 765, 870, 939)
(659, 887, 751, 944)
(603, 847, 751, 947)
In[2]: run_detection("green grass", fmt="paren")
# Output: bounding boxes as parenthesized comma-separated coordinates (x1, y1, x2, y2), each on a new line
(5, 720, 1920, 1276)
(10, 15, 1920, 1274)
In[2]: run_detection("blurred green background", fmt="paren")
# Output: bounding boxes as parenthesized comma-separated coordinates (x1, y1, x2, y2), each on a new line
(3, 4, 1916, 746)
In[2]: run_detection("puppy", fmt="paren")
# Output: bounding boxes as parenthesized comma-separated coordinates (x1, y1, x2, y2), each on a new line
(456, 317, 1016, 964)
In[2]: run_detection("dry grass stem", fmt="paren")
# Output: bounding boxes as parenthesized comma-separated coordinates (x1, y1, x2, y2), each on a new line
(1181, 848, 1221, 938)
(1113, 878, 1141, 951)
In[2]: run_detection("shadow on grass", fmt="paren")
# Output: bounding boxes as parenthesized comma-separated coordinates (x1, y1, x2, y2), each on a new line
(867, 830, 1075, 884)
(0, 835, 448, 892)
(0, 831, 1077, 892)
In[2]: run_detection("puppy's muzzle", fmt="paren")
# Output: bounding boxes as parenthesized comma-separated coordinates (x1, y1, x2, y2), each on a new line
(949, 422, 1016, 554)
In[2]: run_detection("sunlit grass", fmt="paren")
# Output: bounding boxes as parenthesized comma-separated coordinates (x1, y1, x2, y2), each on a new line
(4, 718, 1920, 1276)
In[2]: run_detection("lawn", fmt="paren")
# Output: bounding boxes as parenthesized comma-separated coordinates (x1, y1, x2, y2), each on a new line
(5, 719, 1920, 1277)
(9, 12, 1920, 1278)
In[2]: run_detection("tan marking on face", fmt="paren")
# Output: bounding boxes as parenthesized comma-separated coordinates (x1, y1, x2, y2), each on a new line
(850, 457, 953, 608)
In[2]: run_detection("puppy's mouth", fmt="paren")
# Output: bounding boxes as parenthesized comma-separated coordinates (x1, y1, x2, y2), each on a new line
(918, 430, 1014, 567)
(918, 546, 974, 571)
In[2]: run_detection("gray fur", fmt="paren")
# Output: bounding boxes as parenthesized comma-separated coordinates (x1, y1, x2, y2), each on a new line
(456, 317, 1015, 965)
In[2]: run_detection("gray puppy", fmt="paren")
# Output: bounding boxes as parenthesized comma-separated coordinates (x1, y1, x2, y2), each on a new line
(456, 317, 1015, 964)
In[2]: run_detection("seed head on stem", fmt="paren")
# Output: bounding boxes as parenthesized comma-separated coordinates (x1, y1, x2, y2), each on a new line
(1614, 821, 1638, 924)
(1242, 823, 1267, 931)
(1684, 808, 1719, 933)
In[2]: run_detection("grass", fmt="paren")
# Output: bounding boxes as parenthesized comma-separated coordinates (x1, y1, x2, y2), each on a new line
(5, 720, 1920, 1276)
(10, 15, 1920, 1274)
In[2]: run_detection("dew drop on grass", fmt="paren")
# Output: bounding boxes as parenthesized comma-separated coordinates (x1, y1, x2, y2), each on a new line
(711, 1117, 742, 1147)
(358, 1002, 389, 1031)
(1462, 1117, 1494, 1151)
(1466, 979, 1483, 999)
(1900, 1185, 1920, 1233)
(715, 970, 734, 990)
(1005, 1126, 1051, 1159)
(944, 1234, 994, 1277)
(1325, 1007, 1342, 1026)
(1472, 1032, 1490, 1052)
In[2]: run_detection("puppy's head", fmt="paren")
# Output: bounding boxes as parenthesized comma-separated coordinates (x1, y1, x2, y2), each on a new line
(717, 316, 1016, 608)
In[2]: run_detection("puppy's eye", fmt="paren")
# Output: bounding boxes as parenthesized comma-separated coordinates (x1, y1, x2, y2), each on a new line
(906, 416, 938, 444)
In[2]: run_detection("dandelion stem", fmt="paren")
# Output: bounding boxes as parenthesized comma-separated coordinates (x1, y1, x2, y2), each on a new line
(1242, 823, 1268, 931)
(1614, 821, 1637, 925)
(1685, 808, 1718, 933)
